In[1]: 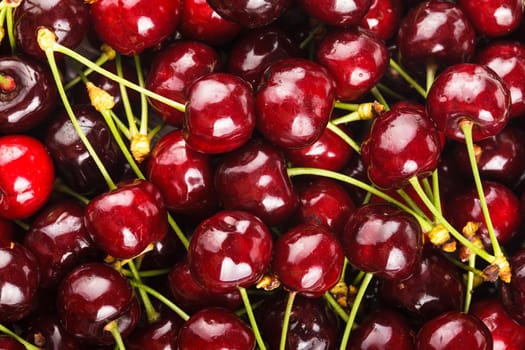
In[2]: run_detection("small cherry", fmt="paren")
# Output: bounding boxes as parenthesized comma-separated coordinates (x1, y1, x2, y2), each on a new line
(298, 0, 372, 27)
(205, 0, 292, 28)
(457, 0, 523, 37)
(358, 0, 403, 41)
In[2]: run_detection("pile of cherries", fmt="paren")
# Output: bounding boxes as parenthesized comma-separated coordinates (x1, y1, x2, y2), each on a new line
(2, 0, 525, 349)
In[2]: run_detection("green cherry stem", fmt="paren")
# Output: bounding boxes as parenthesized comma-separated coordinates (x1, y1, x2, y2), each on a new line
(0, 323, 42, 350)
(431, 169, 443, 217)
(370, 86, 390, 111)
(323, 291, 349, 322)
(121, 267, 171, 278)
(53, 181, 89, 205)
(299, 22, 324, 50)
(110, 110, 131, 139)
(421, 177, 434, 201)
(338, 272, 374, 350)
(133, 54, 149, 136)
(389, 58, 427, 98)
(460, 120, 504, 259)
(464, 254, 476, 313)
(115, 54, 139, 139)
(331, 101, 383, 125)
(426, 63, 437, 93)
(64, 46, 115, 90)
(127, 260, 160, 323)
(326, 122, 361, 153)
(376, 82, 408, 101)
(104, 320, 126, 350)
(396, 188, 432, 223)
(238, 286, 267, 350)
(279, 291, 297, 350)
(129, 280, 190, 321)
(5, 5, 14, 54)
(334, 101, 360, 111)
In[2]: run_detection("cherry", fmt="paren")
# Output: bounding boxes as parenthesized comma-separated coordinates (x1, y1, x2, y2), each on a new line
(205, 0, 292, 28)
(145, 41, 221, 128)
(501, 248, 525, 325)
(255, 58, 335, 149)
(415, 311, 493, 350)
(126, 314, 183, 350)
(0, 242, 39, 323)
(426, 63, 511, 142)
(0, 134, 54, 220)
(23, 312, 85, 350)
(14, 0, 90, 59)
(176, 307, 255, 350)
(0, 337, 25, 350)
(214, 138, 298, 226)
(0, 217, 14, 247)
(90, 0, 182, 55)
(360, 104, 441, 189)
(84, 179, 168, 259)
(273, 223, 344, 297)
(298, 0, 372, 27)
(57, 262, 140, 345)
(342, 203, 423, 281)
(316, 28, 389, 102)
(457, 0, 523, 37)
(471, 298, 525, 350)
(184, 72, 256, 154)
(358, 0, 403, 41)
(188, 210, 273, 294)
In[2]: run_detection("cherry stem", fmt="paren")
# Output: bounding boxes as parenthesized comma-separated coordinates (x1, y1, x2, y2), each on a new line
(299, 22, 324, 50)
(115, 54, 139, 139)
(408, 176, 495, 263)
(431, 169, 443, 217)
(370, 86, 390, 111)
(64, 49, 113, 90)
(134, 55, 149, 136)
(323, 291, 349, 322)
(396, 188, 432, 223)
(287, 167, 433, 233)
(326, 122, 361, 153)
(104, 320, 126, 350)
(5, 6, 14, 54)
(464, 254, 476, 313)
(279, 291, 297, 350)
(377, 82, 408, 101)
(338, 272, 374, 350)
(127, 260, 160, 323)
(389, 58, 427, 98)
(44, 48, 117, 190)
(129, 280, 190, 321)
(0, 72, 15, 92)
(0, 323, 42, 350)
(426, 63, 437, 93)
(460, 121, 503, 259)
(121, 267, 170, 278)
(238, 286, 267, 350)
(54, 181, 89, 205)
(421, 177, 433, 200)
(331, 110, 362, 125)
(110, 110, 131, 139)
(334, 101, 360, 111)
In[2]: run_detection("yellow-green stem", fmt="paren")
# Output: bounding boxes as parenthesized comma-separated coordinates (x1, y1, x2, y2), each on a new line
(115, 54, 139, 138)
(129, 280, 190, 321)
(0, 323, 42, 350)
(334, 101, 360, 111)
(431, 169, 443, 217)
(133, 55, 149, 136)
(464, 254, 476, 313)
(370, 86, 390, 111)
(238, 286, 267, 350)
(326, 122, 361, 153)
(389, 58, 427, 98)
(279, 291, 297, 350)
(64, 53, 112, 90)
(127, 260, 160, 323)
(104, 320, 126, 350)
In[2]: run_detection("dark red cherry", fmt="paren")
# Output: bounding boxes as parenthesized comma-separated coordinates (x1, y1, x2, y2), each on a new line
(0, 336, 25, 350)
(90, 0, 181, 55)
(475, 41, 525, 119)
(57, 263, 140, 345)
(346, 308, 415, 350)
(206, 0, 292, 28)
(255, 58, 335, 149)
(316, 28, 389, 102)
(258, 292, 340, 350)
(273, 223, 344, 297)
(0, 55, 57, 133)
(501, 248, 525, 325)
(177, 307, 255, 350)
(24, 312, 85, 350)
(14, 0, 90, 59)
(188, 210, 273, 293)
(23, 200, 99, 289)
(0, 242, 39, 323)
(457, 0, 523, 37)
(0, 217, 14, 247)
(145, 41, 221, 128)
(0, 134, 54, 220)
(44, 105, 126, 196)
(214, 139, 298, 226)
(342, 203, 422, 281)
(298, 0, 372, 26)
(471, 298, 525, 350)
(84, 179, 168, 259)
(185, 72, 256, 154)
(445, 181, 521, 249)
(341, 153, 370, 205)
(360, 104, 441, 189)
(358, 0, 403, 41)
(127, 314, 183, 350)
(416, 311, 492, 350)
(179, 0, 242, 45)
(396, 0, 476, 68)
(146, 130, 217, 218)
(426, 63, 511, 142)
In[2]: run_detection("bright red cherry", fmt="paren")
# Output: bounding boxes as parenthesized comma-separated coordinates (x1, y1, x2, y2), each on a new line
(206, 0, 292, 28)
(0, 135, 54, 220)
(90, 0, 182, 55)
(298, 0, 372, 27)
(457, 0, 523, 37)
(358, 0, 403, 41)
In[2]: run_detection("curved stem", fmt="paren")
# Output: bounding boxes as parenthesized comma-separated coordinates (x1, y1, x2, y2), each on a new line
(127, 260, 160, 323)
(389, 58, 427, 98)
(129, 280, 190, 321)
(279, 291, 297, 350)
(238, 286, 267, 350)
(0, 323, 42, 350)
(326, 122, 361, 153)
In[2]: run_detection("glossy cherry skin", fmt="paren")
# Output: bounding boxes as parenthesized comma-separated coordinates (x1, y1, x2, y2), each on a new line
(57, 263, 140, 345)
(358, 0, 403, 41)
(475, 41, 525, 119)
(299, 0, 371, 26)
(24, 312, 85, 350)
(380, 247, 464, 323)
(145, 41, 221, 128)
(342, 203, 422, 281)
(178, 0, 242, 45)
(90, 0, 181, 55)
(501, 248, 525, 325)
(346, 308, 415, 350)
(177, 307, 255, 350)
(471, 298, 525, 350)
(0, 337, 25, 350)
(416, 311, 493, 350)
(396, 0, 476, 68)
(14, 0, 90, 59)
(0, 242, 39, 323)
(127, 314, 183, 350)
(426, 63, 511, 142)
(188, 210, 273, 293)
(44, 105, 126, 196)
(0, 55, 57, 133)
(185, 72, 256, 154)
(0, 217, 14, 247)
(360, 105, 441, 189)
(227, 26, 301, 88)
(84, 179, 168, 259)
(206, 0, 292, 28)
(457, 0, 523, 37)
(273, 223, 344, 297)
(0, 135, 54, 220)
(256, 58, 335, 149)
(258, 292, 340, 350)
(214, 138, 298, 226)
(316, 28, 389, 101)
